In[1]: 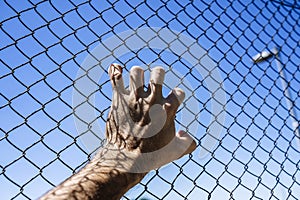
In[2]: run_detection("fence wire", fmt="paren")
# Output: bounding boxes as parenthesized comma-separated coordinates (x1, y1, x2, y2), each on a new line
(1, 0, 300, 199)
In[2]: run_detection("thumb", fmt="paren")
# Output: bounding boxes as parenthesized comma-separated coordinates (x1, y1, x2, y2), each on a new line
(175, 130, 197, 156)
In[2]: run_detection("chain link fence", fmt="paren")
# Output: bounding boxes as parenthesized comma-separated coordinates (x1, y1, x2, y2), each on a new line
(1, 0, 300, 199)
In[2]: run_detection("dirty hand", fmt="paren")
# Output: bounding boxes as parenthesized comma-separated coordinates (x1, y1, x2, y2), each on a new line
(104, 63, 197, 172)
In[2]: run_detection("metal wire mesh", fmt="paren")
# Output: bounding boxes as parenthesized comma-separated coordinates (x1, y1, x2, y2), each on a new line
(1, 0, 300, 199)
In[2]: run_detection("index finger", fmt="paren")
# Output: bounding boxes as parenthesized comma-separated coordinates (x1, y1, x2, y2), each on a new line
(108, 63, 126, 93)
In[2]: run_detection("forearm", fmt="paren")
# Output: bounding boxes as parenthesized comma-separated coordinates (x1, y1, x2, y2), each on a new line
(40, 146, 146, 200)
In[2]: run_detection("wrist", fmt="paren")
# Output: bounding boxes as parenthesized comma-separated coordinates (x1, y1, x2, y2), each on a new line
(87, 144, 146, 199)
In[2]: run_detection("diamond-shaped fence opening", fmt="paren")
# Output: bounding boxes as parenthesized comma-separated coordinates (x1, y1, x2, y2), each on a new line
(1, 0, 300, 199)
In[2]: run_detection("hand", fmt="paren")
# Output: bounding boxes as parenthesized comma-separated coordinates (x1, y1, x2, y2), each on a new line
(105, 63, 197, 172)
(39, 64, 197, 200)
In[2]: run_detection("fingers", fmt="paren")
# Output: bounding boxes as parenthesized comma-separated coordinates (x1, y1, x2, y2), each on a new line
(109, 64, 185, 111)
(129, 66, 165, 100)
(108, 63, 125, 93)
(129, 66, 145, 96)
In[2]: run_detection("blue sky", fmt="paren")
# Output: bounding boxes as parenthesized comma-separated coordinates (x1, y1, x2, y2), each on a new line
(1, 0, 300, 199)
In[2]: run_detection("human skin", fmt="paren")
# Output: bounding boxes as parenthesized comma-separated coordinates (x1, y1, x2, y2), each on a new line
(40, 64, 197, 200)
